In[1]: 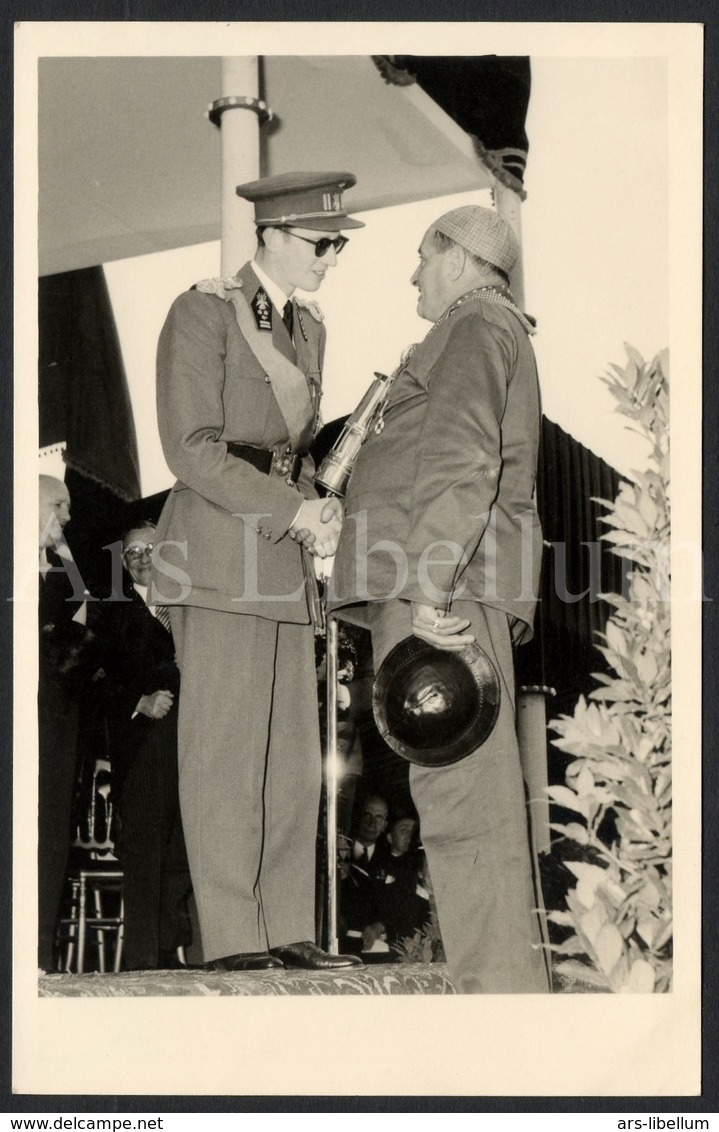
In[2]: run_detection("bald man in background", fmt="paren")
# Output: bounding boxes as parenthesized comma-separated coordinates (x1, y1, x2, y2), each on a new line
(38, 475, 89, 971)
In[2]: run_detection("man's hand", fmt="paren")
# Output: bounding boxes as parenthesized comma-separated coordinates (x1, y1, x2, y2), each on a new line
(136, 689, 174, 719)
(411, 603, 475, 651)
(289, 496, 343, 558)
(362, 922, 386, 951)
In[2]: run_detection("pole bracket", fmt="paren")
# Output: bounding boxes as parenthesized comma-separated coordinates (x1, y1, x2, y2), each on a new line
(207, 95, 274, 128)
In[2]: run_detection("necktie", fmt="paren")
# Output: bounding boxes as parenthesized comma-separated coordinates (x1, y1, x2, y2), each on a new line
(154, 605, 172, 634)
(282, 300, 294, 340)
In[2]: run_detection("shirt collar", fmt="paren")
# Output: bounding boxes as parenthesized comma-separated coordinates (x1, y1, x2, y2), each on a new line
(251, 260, 293, 316)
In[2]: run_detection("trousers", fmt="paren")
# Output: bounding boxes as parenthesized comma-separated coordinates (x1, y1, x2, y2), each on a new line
(169, 605, 321, 961)
(368, 598, 550, 994)
(116, 717, 192, 969)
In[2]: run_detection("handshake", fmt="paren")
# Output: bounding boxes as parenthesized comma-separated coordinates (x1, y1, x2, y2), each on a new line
(288, 496, 343, 559)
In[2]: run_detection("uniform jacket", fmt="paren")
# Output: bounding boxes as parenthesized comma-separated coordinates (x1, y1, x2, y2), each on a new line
(330, 294, 542, 638)
(153, 262, 325, 620)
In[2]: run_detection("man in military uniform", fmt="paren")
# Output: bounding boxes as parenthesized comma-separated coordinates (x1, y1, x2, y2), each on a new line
(153, 172, 364, 972)
(330, 205, 550, 993)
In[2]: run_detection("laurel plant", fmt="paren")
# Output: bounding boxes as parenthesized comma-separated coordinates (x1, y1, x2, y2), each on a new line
(547, 346, 672, 992)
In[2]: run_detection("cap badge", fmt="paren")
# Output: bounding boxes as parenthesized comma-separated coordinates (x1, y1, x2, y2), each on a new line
(323, 191, 342, 212)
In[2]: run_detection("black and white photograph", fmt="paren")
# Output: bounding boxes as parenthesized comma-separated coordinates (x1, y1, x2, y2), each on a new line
(12, 20, 703, 1098)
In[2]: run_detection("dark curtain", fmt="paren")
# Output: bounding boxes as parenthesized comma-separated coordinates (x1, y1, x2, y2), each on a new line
(516, 417, 628, 712)
(39, 266, 141, 502)
(372, 55, 531, 197)
(39, 266, 142, 592)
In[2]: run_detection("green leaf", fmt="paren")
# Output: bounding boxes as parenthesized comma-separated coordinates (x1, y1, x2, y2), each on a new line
(620, 958, 656, 993)
(636, 914, 659, 947)
(545, 785, 591, 817)
(565, 861, 609, 887)
(595, 923, 625, 975)
(547, 911, 576, 927)
(554, 960, 610, 989)
(549, 821, 589, 845)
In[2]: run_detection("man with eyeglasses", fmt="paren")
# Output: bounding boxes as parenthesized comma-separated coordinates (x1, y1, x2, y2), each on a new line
(90, 522, 193, 970)
(153, 172, 364, 972)
(339, 793, 393, 957)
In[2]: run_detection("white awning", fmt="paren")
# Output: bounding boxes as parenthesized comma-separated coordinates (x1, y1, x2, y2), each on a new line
(39, 55, 494, 276)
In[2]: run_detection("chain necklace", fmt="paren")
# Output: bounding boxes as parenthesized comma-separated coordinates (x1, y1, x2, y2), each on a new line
(373, 286, 535, 435)
(435, 285, 536, 336)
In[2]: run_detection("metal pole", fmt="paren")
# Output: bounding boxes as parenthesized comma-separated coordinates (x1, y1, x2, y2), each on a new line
(494, 178, 525, 310)
(325, 614, 340, 953)
(516, 686, 554, 858)
(516, 684, 554, 989)
(218, 57, 262, 276)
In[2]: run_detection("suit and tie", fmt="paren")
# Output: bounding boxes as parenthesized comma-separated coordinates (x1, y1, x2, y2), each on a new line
(90, 572, 192, 969)
(339, 836, 395, 953)
(153, 262, 326, 962)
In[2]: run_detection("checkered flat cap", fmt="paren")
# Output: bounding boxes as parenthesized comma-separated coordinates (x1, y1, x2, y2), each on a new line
(433, 205, 518, 275)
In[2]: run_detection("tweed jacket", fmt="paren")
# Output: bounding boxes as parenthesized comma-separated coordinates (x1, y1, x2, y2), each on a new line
(153, 262, 325, 620)
(330, 293, 542, 638)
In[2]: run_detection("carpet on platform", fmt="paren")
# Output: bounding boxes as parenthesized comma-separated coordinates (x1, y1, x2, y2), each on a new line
(38, 963, 601, 997)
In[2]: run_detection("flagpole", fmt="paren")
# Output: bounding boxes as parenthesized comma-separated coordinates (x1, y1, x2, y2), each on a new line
(496, 174, 553, 985)
(494, 178, 525, 309)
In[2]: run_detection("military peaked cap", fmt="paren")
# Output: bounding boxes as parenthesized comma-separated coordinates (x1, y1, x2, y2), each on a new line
(236, 171, 365, 231)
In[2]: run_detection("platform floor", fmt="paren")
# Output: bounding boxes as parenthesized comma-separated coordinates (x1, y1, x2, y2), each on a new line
(38, 962, 601, 997)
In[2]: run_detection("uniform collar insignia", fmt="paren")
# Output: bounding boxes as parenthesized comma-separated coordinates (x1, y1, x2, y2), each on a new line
(252, 288, 273, 332)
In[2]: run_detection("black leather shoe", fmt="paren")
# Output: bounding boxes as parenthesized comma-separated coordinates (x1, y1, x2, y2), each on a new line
(157, 950, 189, 970)
(212, 951, 284, 972)
(270, 941, 363, 970)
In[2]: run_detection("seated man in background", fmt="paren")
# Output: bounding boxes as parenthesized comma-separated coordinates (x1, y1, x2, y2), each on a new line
(357, 805, 426, 957)
(386, 807, 419, 869)
(90, 521, 193, 970)
(381, 850, 442, 958)
(339, 792, 393, 956)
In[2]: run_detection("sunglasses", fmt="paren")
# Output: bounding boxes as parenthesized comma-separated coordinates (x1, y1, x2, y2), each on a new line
(280, 229, 349, 258)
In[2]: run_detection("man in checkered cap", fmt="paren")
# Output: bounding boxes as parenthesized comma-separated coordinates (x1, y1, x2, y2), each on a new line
(153, 172, 364, 972)
(331, 204, 549, 993)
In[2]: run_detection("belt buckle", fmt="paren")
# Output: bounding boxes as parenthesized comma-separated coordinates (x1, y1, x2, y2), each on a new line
(272, 446, 296, 483)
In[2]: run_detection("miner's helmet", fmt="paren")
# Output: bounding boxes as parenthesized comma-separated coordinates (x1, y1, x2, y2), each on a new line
(372, 637, 501, 768)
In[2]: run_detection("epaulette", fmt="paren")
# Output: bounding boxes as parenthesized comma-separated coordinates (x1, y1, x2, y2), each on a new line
(194, 276, 244, 299)
(296, 298, 324, 322)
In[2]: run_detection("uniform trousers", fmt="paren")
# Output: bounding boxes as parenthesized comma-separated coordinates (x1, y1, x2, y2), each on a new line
(169, 605, 321, 962)
(368, 598, 550, 994)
